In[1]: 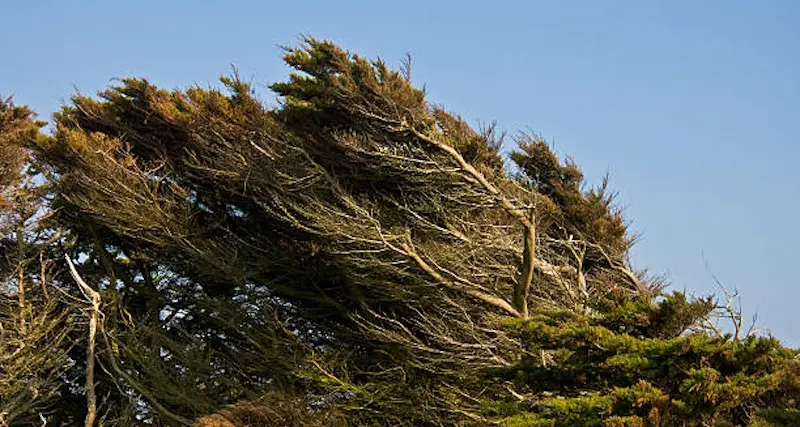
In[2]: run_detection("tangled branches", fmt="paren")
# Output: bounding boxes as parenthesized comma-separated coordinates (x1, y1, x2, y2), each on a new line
(6, 38, 782, 426)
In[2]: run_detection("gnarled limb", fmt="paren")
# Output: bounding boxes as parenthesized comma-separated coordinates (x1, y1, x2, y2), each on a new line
(65, 255, 100, 427)
(406, 124, 536, 316)
(66, 255, 192, 427)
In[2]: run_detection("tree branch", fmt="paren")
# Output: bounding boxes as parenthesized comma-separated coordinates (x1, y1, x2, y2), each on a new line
(406, 124, 536, 316)
(401, 243, 521, 317)
(65, 255, 100, 427)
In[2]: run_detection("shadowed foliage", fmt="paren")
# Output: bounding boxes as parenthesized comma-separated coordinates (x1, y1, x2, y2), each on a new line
(0, 38, 797, 426)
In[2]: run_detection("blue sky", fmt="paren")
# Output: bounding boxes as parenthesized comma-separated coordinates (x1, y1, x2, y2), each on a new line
(3, 0, 798, 345)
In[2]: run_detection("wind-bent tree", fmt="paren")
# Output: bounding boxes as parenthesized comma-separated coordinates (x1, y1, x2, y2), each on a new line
(1, 38, 797, 426)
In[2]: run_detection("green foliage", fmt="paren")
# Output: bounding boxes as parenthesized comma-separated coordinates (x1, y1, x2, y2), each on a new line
(0, 38, 797, 426)
(493, 293, 800, 426)
(512, 137, 629, 258)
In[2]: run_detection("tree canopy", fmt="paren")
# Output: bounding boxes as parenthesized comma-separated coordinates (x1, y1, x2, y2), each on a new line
(0, 38, 797, 426)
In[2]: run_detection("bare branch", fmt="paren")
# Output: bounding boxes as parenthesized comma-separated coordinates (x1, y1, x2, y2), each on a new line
(65, 255, 100, 427)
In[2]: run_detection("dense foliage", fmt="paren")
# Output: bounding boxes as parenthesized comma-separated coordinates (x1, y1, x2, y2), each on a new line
(0, 38, 797, 426)
(494, 293, 799, 426)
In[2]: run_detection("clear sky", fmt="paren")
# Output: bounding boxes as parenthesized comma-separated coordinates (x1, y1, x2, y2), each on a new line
(3, 1, 798, 345)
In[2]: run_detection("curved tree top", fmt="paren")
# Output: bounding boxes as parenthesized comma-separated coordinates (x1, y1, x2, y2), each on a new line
(0, 37, 795, 426)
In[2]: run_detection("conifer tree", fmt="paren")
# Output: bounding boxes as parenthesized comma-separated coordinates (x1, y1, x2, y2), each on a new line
(0, 39, 796, 426)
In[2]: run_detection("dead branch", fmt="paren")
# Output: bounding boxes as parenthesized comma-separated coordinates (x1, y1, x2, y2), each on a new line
(66, 255, 101, 427)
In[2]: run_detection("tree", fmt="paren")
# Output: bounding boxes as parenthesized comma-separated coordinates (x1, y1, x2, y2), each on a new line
(0, 38, 796, 426)
(0, 97, 81, 425)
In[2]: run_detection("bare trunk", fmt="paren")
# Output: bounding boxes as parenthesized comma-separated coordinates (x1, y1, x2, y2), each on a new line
(84, 306, 98, 427)
(39, 252, 48, 299)
(17, 265, 26, 335)
(514, 220, 536, 317)
(66, 256, 100, 427)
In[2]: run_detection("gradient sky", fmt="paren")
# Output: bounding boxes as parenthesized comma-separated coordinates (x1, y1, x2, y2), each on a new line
(3, 1, 798, 345)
